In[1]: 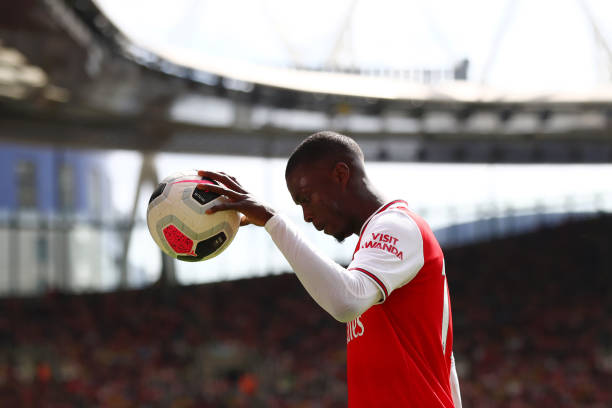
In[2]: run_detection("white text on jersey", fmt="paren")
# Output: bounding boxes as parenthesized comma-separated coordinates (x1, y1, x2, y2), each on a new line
(347, 316, 365, 344)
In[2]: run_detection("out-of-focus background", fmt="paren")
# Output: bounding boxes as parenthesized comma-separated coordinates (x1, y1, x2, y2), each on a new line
(0, 0, 611, 406)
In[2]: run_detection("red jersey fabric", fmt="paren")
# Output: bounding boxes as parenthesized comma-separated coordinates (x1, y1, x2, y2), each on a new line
(346, 200, 455, 407)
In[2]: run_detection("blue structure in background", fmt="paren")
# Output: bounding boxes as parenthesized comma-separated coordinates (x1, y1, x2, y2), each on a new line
(0, 143, 111, 218)
(0, 142, 114, 296)
(435, 212, 597, 249)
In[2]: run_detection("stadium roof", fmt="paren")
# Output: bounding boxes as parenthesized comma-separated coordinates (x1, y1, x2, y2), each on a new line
(95, 0, 612, 103)
(0, 0, 611, 163)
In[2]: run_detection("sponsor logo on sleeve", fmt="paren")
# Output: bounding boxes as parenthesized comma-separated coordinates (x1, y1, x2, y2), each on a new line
(361, 233, 403, 260)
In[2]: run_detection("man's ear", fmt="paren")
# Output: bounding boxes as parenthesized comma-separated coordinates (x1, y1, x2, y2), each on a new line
(332, 162, 350, 188)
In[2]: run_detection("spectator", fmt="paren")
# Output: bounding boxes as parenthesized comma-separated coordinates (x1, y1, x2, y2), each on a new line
(0, 215, 609, 407)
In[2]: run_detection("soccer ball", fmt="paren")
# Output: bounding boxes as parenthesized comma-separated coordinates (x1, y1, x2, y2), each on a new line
(146, 170, 240, 262)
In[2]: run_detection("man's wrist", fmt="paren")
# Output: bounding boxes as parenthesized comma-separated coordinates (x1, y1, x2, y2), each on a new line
(262, 207, 276, 226)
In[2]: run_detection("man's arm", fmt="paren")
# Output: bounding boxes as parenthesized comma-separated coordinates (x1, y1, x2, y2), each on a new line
(265, 213, 380, 322)
(196, 170, 380, 322)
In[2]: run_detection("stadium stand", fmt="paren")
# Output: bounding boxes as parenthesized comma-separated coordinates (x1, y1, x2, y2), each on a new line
(0, 216, 610, 407)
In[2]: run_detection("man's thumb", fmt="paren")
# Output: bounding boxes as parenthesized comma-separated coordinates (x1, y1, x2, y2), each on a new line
(239, 215, 251, 226)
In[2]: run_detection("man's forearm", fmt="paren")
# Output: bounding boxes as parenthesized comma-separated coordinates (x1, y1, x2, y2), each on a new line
(265, 214, 379, 322)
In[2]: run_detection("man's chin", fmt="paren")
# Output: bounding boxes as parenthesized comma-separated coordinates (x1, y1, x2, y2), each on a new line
(322, 225, 349, 243)
(322, 228, 344, 243)
(333, 230, 350, 243)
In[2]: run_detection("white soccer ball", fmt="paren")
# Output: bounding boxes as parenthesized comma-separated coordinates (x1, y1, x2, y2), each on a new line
(146, 170, 240, 262)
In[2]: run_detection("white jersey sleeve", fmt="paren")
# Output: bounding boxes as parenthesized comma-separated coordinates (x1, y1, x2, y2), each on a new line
(265, 214, 380, 322)
(348, 207, 425, 302)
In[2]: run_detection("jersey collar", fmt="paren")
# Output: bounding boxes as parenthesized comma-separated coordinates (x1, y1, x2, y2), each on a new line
(357, 199, 408, 238)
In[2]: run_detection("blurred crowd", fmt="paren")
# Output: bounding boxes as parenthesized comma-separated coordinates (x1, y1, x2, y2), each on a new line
(449, 215, 612, 407)
(0, 215, 610, 407)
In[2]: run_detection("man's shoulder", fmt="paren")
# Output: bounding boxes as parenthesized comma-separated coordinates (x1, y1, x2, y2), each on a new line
(365, 203, 441, 255)
(366, 202, 420, 234)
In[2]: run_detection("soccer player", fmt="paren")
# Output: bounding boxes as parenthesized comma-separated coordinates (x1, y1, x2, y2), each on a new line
(198, 131, 462, 407)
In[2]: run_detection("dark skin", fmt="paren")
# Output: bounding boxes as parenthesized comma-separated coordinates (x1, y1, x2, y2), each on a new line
(197, 158, 385, 242)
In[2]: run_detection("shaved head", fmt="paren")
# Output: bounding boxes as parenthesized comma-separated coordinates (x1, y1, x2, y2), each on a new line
(285, 131, 365, 179)
(284, 131, 374, 242)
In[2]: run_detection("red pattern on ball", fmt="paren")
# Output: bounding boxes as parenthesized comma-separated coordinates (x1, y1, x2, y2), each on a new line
(163, 225, 196, 256)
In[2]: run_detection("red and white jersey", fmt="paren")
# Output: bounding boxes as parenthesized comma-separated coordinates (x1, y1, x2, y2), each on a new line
(346, 200, 457, 407)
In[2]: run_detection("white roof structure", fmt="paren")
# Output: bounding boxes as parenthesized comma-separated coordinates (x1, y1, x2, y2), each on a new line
(95, 0, 612, 104)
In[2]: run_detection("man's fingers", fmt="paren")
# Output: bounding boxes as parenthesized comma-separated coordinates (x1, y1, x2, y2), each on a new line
(198, 170, 247, 194)
(219, 172, 242, 187)
(196, 183, 243, 201)
(239, 215, 251, 226)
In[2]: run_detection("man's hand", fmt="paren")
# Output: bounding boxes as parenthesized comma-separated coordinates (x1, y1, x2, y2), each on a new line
(196, 170, 275, 227)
